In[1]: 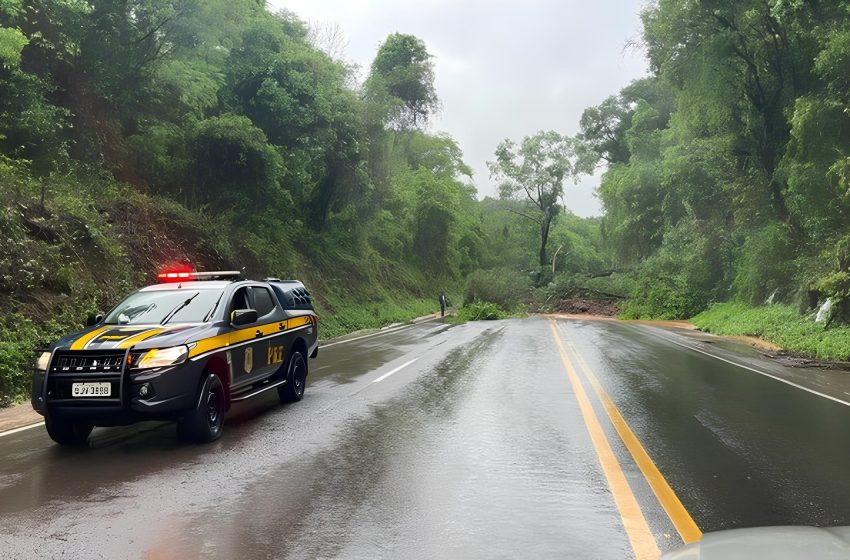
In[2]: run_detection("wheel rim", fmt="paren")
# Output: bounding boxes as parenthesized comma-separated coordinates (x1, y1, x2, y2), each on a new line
(292, 357, 306, 397)
(207, 385, 222, 429)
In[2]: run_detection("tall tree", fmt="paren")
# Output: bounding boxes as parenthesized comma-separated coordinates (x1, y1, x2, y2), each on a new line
(488, 131, 588, 267)
(640, 0, 833, 239)
(365, 33, 438, 129)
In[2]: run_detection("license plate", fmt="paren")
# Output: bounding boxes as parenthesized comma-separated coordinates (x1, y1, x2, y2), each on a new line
(71, 382, 111, 397)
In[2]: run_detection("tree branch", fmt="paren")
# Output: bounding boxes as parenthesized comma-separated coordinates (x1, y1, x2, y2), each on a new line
(508, 208, 543, 225)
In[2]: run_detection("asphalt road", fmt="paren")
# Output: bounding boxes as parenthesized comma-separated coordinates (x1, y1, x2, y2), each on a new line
(2, 316, 850, 559)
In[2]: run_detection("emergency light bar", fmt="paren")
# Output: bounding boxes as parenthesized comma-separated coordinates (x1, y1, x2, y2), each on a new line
(157, 270, 241, 282)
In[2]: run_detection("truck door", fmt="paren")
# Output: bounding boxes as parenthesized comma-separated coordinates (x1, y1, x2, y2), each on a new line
(228, 287, 269, 385)
(246, 286, 282, 379)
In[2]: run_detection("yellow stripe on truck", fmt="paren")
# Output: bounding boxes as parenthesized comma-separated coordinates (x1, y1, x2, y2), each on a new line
(187, 316, 313, 359)
(286, 315, 312, 329)
(70, 327, 110, 350)
(188, 333, 230, 359)
(117, 328, 167, 349)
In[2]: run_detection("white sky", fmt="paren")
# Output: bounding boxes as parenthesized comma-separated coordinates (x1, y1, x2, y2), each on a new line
(268, 0, 649, 217)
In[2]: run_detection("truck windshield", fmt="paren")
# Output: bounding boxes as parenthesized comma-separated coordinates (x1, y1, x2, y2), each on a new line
(103, 289, 224, 325)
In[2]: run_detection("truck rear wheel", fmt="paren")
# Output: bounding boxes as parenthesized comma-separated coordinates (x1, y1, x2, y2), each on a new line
(177, 374, 226, 443)
(278, 350, 307, 403)
(45, 414, 93, 446)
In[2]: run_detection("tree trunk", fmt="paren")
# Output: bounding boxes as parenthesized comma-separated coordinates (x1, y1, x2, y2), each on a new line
(539, 217, 552, 267)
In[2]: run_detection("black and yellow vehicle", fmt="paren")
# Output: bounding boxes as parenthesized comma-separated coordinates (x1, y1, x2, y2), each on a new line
(30, 270, 319, 446)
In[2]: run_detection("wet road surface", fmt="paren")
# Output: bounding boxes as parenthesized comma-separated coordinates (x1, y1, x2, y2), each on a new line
(2, 317, 850, 558)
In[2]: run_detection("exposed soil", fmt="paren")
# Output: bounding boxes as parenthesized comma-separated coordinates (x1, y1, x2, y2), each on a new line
(550, 298, 619, 317)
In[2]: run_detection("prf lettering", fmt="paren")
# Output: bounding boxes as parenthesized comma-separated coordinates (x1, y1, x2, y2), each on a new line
(268, 345, 284, 364)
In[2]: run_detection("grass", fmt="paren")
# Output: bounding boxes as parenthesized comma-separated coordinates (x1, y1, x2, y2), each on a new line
(316, 296, 437, 339)
(692, 302, 850, 361)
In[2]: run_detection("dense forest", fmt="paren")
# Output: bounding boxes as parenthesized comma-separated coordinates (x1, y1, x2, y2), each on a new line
(0, 0, 607, 403)
(585, 0, 850, 325)
(4, 0, 850, 403)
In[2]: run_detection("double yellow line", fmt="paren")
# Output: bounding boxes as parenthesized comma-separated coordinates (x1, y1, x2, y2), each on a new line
(548, 319, 701, 559)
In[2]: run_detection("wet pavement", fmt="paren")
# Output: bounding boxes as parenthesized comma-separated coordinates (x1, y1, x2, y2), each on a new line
(2, 317, 850, 559)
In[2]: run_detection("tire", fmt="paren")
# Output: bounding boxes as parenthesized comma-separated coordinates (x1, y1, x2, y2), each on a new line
(45, 414, 93, 446)
(177, 374, 226, 443)
(278, 350, 307, 403)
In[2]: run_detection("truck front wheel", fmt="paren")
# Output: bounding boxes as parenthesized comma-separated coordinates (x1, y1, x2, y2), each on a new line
(177, 374, 226, 443)
(45, 414, 93, 446)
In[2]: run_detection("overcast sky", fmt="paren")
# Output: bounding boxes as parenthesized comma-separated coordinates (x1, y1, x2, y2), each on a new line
(268, 0, 649, 217)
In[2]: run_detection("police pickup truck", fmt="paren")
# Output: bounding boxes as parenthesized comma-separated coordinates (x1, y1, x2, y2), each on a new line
(30, 270, 318, 446)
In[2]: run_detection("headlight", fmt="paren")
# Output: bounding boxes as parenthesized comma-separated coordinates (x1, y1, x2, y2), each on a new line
(35, 351, 51, 371)
(135, 346, 189, 369)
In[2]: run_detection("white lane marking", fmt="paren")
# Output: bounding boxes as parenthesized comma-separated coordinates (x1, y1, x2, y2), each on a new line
(372, 358, 419, 384)
(645, 329, 850, 408)
(320, 323, 417, 349)
(0, 421, 44, 438)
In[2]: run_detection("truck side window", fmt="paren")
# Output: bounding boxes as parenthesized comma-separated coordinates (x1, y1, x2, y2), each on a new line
(251, 287, 276, 318)
(230, 287, 250, 313)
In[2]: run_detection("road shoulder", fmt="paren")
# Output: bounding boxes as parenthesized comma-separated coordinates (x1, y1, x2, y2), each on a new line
(0, 403, 42, 434)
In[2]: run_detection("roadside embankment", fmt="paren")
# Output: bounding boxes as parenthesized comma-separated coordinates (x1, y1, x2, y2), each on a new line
(691, 302, 850, 362)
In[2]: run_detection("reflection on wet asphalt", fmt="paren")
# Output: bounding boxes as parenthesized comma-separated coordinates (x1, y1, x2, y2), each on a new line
(565, 320, 850, 531)
(3, 316, 850, 558)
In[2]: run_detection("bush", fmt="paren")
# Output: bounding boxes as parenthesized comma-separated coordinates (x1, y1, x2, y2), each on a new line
(464, 267, 531, 310)
(619, 219, 729, 319)
(620, 277, 705, 320)
(454, 300, 507, 321)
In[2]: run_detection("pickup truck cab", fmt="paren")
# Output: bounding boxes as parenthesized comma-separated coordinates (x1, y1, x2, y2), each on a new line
(31, 271, 318, 446)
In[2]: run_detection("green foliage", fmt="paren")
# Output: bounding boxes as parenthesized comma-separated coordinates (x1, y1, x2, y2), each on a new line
(732, 224, 794, 305)
(464, 268, 531, 310)
(585, 1, 850, 323)
(817, 271, 850, 300)
(454, 301, 507, 322)
(597, 160, 664, 262)
(0, 26, 26, 67)
(390, 166, 475, 275)
(191, 114, 284, 211)
(548, 213, 609, 274)
(693, 303, 850, 362)
(0, 5, 69, 174)
(579, 94, 633, 165)
(619, 219, 729, 319)
(366, 33, 438, 128)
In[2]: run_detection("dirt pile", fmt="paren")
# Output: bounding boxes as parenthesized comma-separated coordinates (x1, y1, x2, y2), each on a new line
(552, 298, 619, 317)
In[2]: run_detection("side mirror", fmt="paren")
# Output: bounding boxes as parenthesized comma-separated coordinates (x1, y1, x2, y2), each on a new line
(230, 309, 258, 326)
(86, 313, 104, 327)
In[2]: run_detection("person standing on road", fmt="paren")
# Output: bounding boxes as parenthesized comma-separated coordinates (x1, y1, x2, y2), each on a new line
(440, 293, 448, 317)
